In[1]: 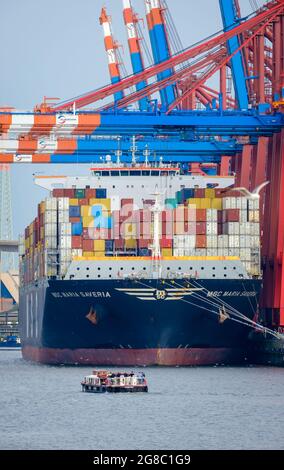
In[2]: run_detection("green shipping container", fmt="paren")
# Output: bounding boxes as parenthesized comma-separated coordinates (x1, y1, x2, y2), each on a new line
(75, 189, 85, 199)
(165, 198, 178, 209)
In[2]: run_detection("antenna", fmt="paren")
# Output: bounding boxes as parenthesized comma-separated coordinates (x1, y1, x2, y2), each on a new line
(130, 136, 138, 165)
(115, 137, 122, 166)
(143, 145, 150, 167)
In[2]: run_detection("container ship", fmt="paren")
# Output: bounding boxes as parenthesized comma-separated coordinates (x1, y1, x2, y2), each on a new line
(19, 160, 262, 365)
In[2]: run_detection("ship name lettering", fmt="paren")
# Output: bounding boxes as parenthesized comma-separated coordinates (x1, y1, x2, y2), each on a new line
(223, 291, 240, 296)
(207, 291, 223, 297)
(79, 291, 111, 298)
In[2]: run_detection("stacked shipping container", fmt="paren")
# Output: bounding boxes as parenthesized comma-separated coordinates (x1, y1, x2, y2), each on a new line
(19, 187, 261, 284)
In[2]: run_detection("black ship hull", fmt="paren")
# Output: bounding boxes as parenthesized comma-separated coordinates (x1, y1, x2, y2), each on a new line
(19, 278, 261, 366)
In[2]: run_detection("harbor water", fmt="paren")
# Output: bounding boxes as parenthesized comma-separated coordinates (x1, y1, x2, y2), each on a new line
(0, 350, 283, 450)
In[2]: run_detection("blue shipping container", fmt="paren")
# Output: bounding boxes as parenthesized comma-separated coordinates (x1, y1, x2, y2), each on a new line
(96, 188, 107, 199)
(72, 222, 83, 236)
(69, 206, 81, 217)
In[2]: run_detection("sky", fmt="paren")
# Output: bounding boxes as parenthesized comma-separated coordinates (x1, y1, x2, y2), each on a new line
(0, 0, 266, 238)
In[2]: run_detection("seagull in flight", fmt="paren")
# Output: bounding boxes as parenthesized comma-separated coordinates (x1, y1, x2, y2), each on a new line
(225, 181, 270, 199)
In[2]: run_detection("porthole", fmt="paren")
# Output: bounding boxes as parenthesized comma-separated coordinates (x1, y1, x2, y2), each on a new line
(190, 267, 193, 270)
(178, 267, 181, 270)
(224, 267, 227, 270)
(77, 267, 80, 271)
(109, 267, 112, 271)
(233, 267, 236, 270)
(86, 267, 90, 271)
(98, 275, 101, 278)
(143, 267, 146, 270)
(201, 267, 204, 270)
(112, 185, 115, 189)
(98, 267, 101, 271)
(86, 275, 89, 278)
(224, 274, 227, 277)
(109, 275, 112, 278)
(212, 274, 216, 278)
(167, 267, 170, 270)
(212, 267, 216, 270)
(120, 267, 124, 270)
(132, 267, 135, 271)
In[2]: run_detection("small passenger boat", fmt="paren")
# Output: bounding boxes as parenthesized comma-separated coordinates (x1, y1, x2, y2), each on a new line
(81, 370, 148, 393)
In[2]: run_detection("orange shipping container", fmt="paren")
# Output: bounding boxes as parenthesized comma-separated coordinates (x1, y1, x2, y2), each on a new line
(196, 235, 207, 249)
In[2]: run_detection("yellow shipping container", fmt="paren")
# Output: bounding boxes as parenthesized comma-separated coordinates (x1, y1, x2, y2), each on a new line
(94, 240, 105, 251)
(125, 238, 137, 249)
(40, 201, 46, 214)
(82, 216, 94, 227)
(162, 248, 173, 257)
(94, 251, 106, 257)
(200, 198, 212, 209)
(187, 198, 201, 209)
(211, 198, 223, 210)
(205, 188, 215, 199)
(123, 223, 137, 238)
(83, 251, 95, 257)
(40, 226, 45, 239)
(69, 198, 79, 205)
(81, 205, 91, 217)
(89, 198, 111, 210)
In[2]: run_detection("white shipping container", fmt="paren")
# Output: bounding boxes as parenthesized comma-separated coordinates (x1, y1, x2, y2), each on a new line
(59, 236, 72, 249)
(57, 197, 69, 211)
(44, 211, 57, 224)
(218, 234, 229, 248)
(239, 210, 248, 223)
(44, 236, 57, 249)
(58, 211, 69, 223)
(229, 236, 240, 248)
(173, 235, 185, 248)
(44, 223, 57, 237)
(45, 197, 57, 211)
(218, 248, 229, 256)
(111, 195, 120, 212)
(60, 248, 72, 262)
(223, 197, 236, 209)
(206, 209, 218, 222)
(59, 223, 72, 236)
(251, 236, 260, 248)
(228, 248, 240, 257)
(248, 199, 260, 210)
(184, 235, 196, 249)
(240, 248, 251, 261)
(195, 249, 207, 256)
(206, 222, 218, 235)
(224, 222, 240, 235)
(206, 248, 217, 256)
(239, 222, 251, 235)
(250, 222, 260, 235)
(72, 249, 83, 258)
(207, 235, 218, 248)
(173, 248, 185, 257)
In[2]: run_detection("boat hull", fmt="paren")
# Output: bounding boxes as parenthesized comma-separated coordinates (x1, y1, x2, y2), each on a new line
(19, 278, 261, 366)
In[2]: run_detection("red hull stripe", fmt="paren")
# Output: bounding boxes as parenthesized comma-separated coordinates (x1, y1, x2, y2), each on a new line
(22, 346, 245, 366)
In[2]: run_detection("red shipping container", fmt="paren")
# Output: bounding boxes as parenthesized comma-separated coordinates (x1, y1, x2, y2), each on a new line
(72, 236, 82, 249)
(223, 209, 240, 222)
(114, 238, 124, 250)
(196, 235, 207, 248)
(64, 189, 75, 198)
(196, 222, 206, 235)
(53, 188, 65, 197)
(138, 239, 151, 249)
(121, 198, 134, 207)
(184, 208, 196, 222)
(194, 189, 205, 198)
(174, 207, 186, 222)
(196, 209, 207, 222)
(82, 239, 93, 251)
(85, 188, 97, 199)
(215, 189, 226, 197)
(161, 238, 172, 248)
(69, 217, 81, 223)
(78, 198, 89, 206)
(82, 228, 91, 240)
(162, 220, 173, 236)
(140, 209, 151, 222)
